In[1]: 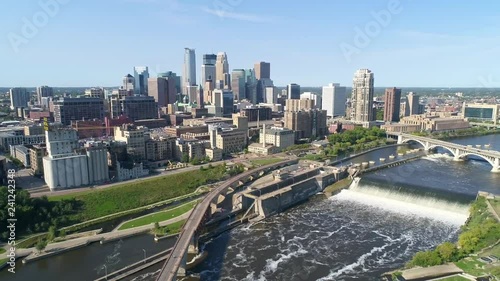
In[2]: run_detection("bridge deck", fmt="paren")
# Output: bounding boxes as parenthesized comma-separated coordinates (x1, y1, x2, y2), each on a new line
(156, 159, 296, 281)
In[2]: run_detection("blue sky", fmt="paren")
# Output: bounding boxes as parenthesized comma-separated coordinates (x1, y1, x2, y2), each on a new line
(2, 0, 500, 88)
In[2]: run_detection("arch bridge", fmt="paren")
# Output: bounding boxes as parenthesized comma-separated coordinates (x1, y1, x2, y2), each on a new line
(156, 159, 298, 281)
(396, 133, 500, 173)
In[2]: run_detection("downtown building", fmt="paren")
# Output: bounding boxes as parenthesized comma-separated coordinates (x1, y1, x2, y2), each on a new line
(10, 87, 31, 110)
(53, 98, 105, 126)
(383, 87, 402, 122)
(322, 83, 347, 118)
(134, 66, 149, 96)
(36, 86, 53, 105)
(216, 52, 230, 89)
(201, 54, 217, 87)
(110, 96, 158, 121)
(350, 69, 375, 124)
(284, 99, 327, 141)
(183, 48, 196, 95)
(148, 75, 176, 107)
(43, 129, 109, 190)
(287, 83, 301, 100)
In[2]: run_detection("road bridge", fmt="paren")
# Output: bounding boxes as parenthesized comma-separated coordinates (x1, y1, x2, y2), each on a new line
(395, 133, 500, 173)
(155, 159, 298, 281)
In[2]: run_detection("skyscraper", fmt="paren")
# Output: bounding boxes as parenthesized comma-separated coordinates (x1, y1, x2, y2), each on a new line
(407, 92, 421, 116)
(134, 66, 149, 96)
(383, 87, 402, 122)
(9, 88, 31, 110)
(183, 48, 196, 95)
(254, 62, 271, 79)
(122, 74, 135, 91)
(216, 52, 229, 89)
(322, 83, 347, 118)
(148, 76, 176, 107)
(201, 54, 217, 86)
(231, 69, 246, 101)
(53, 98, 105, 125)
(350, 69, 374, 122)
(36, 86, 53, 105)
(287, 83, 300, 100)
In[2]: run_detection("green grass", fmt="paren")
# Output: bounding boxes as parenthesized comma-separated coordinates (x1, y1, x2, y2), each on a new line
(48, 165, 227, 222)
(119, 201, 198, 230)
(436, 276, 471, 281)
(300, 154, 326, 161)
(157, 219, 186, 236)
(0, 258, 7, 265)
(0, 248, 5, 254)
(489, 198, 500, 218)
(455, 258, 488, 276)
(250, 158, 283, 166)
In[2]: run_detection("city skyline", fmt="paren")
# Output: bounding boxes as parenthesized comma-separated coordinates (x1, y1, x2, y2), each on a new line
(3, 1, 500, 88)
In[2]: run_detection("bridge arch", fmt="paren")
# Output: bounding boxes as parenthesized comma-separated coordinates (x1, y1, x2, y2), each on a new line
(456, 153, 495, 167)
(401, 138, 428, 149)
(427, 145, 457, 157)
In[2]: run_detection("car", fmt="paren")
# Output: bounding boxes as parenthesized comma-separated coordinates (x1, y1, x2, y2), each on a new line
(478, 257, 492, 263)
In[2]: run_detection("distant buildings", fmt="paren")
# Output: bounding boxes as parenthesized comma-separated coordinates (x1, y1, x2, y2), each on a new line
(53, 98, 105, 125)
(287, 83, 301, 100)
(216, 52, 230, 89)
(114, 125, 147, 161)
(134, 66, 149, 96)
(183, 48, 196, 95)
(110, 96, 157, 121)
(322, 83, 347, 118)
(240, 106, 272, 122)
(407, 92, 422, 116)
(383, 87, 402, 122)
(148, 76, 176, 107)
(122, 74, 135, 91)
(350, 69, 374, 122)
(36, 86, 53, 105)
(462, 103, 499, 125)
(84, 88, 105, 99)
(231, 69, 246, 101)
(248, 125, 294, 155)
(383, 114, 470, 133)
(10, 87, 31, 110)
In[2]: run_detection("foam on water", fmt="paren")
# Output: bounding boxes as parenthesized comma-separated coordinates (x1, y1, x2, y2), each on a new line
(333, 178, 470, 226)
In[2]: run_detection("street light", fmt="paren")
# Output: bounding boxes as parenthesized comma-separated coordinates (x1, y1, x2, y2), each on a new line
(103, 264, 108, 280)
(142, 249, 147, 264)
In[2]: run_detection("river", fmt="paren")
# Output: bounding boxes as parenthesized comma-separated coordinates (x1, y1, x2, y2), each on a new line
(1, 134, 498, 281)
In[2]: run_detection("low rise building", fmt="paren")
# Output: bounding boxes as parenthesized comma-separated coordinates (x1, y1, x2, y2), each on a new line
(29, 144, 46, 176)
(10, 145, 31, 167)
(114, 125, 148, 161)
(462, 103, 499, 125)
(116, 161, 149, 181)
(400, 115, 470, 132)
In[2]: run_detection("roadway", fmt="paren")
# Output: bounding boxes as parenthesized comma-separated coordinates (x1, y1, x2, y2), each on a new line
(155, 159, 296, 281)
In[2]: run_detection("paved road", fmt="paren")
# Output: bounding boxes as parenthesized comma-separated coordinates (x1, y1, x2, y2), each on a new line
(155, 159, 296, 281)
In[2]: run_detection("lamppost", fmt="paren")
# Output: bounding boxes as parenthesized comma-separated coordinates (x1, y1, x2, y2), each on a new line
(103, 264, 108, 280)
(142, 249, 147, 264)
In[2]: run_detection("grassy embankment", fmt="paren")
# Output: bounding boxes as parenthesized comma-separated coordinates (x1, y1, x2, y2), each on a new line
(412, 127, 500, 140)
(118, 200, 199, 230)
(405, 196, 500, 278)
(154, 219, 187, 237)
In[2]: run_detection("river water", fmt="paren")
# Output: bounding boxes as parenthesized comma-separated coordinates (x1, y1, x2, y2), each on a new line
(1, 134, 498, 281)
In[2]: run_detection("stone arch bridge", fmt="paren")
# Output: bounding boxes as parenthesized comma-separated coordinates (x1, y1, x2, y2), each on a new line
(396, 133, 500, 173)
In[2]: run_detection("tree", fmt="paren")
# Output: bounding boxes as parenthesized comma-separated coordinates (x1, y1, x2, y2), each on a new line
(59, 229, 66, 239)
(408, 250, 442, 267)
(436, 242, 457, 262)
(35, 239, 47, 254)
(181, 153, 189, 163)
(47, 226, 57, 241)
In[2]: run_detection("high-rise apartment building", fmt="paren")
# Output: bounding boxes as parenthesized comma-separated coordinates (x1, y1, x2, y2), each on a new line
(322, 83, 347, 118)
(350, 69, 374, 122)
(216, 52, 229, 89)
(10, 88, 31, 110)
(300, 92, 322, 110)
(114, 125, 147, 160)
(53, 98, 105, 125)
(383, 87, 402, 122)
(284, 99, 327, 140)
(183, 48, 196, 95)
(287, 84, 301, 100)
(134, 66, 149, 96)
(407, 92, 421, 116)
(36, 86, 53, 105)
(254, 62, 271, 79)
(231, 69, 246, 101)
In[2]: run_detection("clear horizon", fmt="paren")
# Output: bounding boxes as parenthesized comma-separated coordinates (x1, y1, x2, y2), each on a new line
(2, 0, 500, 88)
